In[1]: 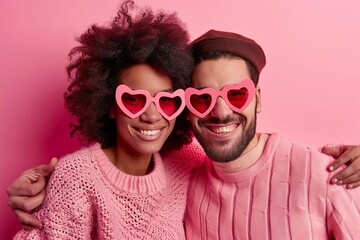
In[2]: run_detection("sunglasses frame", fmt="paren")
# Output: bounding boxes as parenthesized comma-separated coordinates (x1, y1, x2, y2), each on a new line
(184, 79, 256, 118)
(115, 84, 186, 121)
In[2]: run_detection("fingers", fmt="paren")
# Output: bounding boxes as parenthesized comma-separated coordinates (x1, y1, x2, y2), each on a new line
(45, 157, 58, 175)
(342, 171, 360, 189)
(8, 189, 46, 212)
(13, 209, 43, 229)
(326, 145, 357, 171)
(330, 157, 360, 189)
(7, 176, 46, 197)
(326, 145, 360, 189)
(34, 157, 58, 177)
(321, 146, 342, 159)
(330, 171, 360, 189)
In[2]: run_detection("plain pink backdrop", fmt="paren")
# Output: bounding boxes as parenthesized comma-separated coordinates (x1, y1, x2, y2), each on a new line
(1, 0, 359, 238)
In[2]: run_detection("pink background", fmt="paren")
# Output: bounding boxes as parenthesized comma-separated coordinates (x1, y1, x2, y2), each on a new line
(1, 0, 359, 237)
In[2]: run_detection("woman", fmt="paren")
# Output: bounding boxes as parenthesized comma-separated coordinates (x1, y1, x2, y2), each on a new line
(14, 1, 200, 239)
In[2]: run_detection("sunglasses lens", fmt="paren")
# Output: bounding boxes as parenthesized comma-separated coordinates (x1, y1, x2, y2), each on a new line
(121, 93, 147, 114)
(227, 88, 249, 109)
(190, 94, 212, 114)
(159, 96, 178, 116)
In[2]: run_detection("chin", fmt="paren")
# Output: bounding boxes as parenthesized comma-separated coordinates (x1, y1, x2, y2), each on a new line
(136, 144, 163, 155)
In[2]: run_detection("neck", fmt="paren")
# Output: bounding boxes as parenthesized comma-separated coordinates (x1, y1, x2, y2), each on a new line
(103, 145, 154, 176)
(240, 132, 261, 157)
(214, 133, 267, 173)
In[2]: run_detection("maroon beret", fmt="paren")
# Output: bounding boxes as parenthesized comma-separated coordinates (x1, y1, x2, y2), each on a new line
(190, 29, 266, 73)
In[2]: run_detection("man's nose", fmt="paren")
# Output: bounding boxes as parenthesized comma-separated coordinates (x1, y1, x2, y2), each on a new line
(209, 97, 233, 119)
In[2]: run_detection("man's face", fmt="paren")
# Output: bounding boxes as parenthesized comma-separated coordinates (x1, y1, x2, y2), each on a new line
(189, 57, 262, 162)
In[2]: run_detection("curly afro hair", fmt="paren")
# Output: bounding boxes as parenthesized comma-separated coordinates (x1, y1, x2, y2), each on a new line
(65, 1, 194, 151)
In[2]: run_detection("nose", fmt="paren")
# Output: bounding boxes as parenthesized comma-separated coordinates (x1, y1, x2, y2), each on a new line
(139, 102, 162, 122)
(209, 96, 233, 119)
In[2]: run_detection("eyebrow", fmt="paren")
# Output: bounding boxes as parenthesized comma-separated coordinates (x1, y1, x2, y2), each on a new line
(196, 87, 209, 90)
(190, 86, 211, 90)
(150, 88, 175, 97)
(161, 88, 175, 93)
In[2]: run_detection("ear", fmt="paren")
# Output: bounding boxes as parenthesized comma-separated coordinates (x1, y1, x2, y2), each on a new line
(255, 86, 262, 113)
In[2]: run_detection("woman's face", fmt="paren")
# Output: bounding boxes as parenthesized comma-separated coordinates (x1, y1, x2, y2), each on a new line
(113, 64, 177, 156)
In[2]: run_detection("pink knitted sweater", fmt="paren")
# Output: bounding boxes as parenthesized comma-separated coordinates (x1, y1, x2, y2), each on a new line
(185, 133, 360, 239)
(14, 142, 203, 239)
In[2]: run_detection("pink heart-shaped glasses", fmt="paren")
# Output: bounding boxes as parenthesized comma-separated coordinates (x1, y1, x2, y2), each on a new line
(185, 79, 255, 118)
(115, 84, 186, 121)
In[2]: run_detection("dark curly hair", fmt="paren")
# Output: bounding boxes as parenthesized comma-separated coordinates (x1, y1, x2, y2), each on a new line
(64, 1, 194, 151)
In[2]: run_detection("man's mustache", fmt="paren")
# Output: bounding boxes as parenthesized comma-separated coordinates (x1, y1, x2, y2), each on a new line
(198, 115, 246, 126)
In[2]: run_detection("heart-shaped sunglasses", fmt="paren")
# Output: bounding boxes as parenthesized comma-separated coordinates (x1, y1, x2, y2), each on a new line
(184, 79, 255, 118)
(115, 79, 255, 120)
(115, 84, 186, 121)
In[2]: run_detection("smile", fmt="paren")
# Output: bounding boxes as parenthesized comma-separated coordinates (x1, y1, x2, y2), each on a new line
(207, 124, 238, 134)
(138, 129, 161, 136)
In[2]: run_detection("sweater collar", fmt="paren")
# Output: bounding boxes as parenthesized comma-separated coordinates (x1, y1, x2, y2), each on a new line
(211, 133, 280, 182)
(90, 143, 167, 195)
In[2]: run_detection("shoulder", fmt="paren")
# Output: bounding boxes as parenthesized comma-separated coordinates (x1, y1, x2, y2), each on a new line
(162, 138, 206, 168)
(57, 143, 102, 167)
(272, 134, 332, 161)
(44, 145, 102, 203)
(52, 144, 99, 182)
(269, 134, 333, 175)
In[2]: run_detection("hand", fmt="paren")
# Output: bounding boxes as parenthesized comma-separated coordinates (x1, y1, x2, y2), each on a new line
(321, 145, 360, 189)
(7, 157, 58, 229)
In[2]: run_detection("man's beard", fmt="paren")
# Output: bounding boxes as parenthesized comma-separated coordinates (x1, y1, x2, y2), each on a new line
(193, 112, 256, 163)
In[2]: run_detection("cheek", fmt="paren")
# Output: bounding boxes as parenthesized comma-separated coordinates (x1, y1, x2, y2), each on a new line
(188, 114, 201, 128)
(242, 98, 257, 115)
(114, 113, 132, 133)
(168, 119, 176, 131)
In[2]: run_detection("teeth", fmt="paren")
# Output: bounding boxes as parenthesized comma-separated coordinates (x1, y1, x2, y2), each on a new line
(139, 129, 160, 136)
(212, 125, 235, 134)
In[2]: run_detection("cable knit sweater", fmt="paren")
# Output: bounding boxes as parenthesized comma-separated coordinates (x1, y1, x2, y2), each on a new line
(14, 142, 203, 240)
(185, 133, 360, 239)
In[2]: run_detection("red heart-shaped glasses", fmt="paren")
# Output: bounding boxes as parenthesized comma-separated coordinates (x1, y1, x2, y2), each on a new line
(185, 79, 255, 118)
(115, 84, 186, 121)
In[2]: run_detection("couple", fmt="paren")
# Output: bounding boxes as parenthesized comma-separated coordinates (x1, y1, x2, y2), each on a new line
(9, 1, 360, 239)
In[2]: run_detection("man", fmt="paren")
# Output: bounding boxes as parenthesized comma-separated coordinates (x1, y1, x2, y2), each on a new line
(7, 30, 360, 237)
(184, 29, 360, 239)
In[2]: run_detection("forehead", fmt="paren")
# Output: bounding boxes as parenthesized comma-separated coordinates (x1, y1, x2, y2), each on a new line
(119, 64, 173, 92)
(191, 58, 251, 90)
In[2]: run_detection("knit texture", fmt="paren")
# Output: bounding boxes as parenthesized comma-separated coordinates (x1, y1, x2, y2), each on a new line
(185, 133, 360, 239)
(14, 141, 204, 240)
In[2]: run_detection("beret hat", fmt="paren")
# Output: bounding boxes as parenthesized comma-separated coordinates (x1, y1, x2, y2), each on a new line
(190, 29, 266, 73)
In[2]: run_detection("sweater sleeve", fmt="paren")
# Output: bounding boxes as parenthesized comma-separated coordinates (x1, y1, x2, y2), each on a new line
(326, 162, 360, 238)
(14, 152, 95, 239)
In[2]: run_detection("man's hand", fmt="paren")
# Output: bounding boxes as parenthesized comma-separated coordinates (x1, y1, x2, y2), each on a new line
(7, 158, 58, 230)
(322, 145, 360, 189)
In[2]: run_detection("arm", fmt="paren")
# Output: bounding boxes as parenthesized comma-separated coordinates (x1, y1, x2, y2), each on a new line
(14, 155, 93, 238)
(7, 158, 58, 229)
(321, 145, 360, 189)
